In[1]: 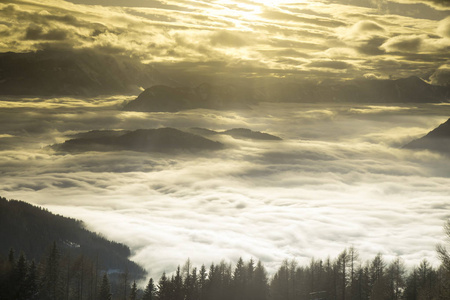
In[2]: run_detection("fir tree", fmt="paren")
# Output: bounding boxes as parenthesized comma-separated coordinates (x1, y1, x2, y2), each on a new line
(129, 280, 137, 300)
(142, 278, 156, 300)
(98, 273, 112, 300)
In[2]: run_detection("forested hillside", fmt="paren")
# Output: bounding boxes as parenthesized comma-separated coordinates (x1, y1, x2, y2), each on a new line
(0, 196, 145, 278)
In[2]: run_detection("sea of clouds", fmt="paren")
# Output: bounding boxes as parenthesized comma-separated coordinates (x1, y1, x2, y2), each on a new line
(1, 96, 449, 280)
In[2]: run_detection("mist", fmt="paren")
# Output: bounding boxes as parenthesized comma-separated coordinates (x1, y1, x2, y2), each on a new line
(1, 96, 449, 278)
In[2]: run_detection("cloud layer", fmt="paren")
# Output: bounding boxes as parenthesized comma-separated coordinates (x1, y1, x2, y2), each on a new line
(1, 0, 449, 83)
(1, 96, 450, 279)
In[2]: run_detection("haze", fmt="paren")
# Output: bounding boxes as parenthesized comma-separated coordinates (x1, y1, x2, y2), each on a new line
(1, 0, 450, 280)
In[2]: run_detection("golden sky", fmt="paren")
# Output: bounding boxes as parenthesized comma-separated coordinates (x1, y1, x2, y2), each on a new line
(1, 0, 449, 82)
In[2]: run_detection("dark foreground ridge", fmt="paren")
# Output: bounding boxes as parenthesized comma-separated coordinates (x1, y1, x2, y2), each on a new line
(0, 196, 144, 276)
(404, 117, 450, 154)
(0, 196, 145, 299)
(52, 128, 224, 153)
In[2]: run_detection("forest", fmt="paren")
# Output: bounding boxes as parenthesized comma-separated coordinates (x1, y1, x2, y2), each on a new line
(1, 223, 450, 300)
(1, 195, 450, 300)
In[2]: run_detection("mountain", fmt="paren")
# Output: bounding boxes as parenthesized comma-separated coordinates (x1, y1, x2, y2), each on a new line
(53, 128, 224, 153)
(123, 77, 450, 113)
(189, 127, 282, 140)
(263, 76, 450, 103)
(0, 196, 145, 278)
(404, 118, 450, 154)
(0, 49, 171, 96)
(122, 83, 253, 112)
(222, 128, 282, 140)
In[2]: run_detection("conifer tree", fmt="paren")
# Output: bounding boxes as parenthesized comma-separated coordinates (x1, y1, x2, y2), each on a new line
(25, 260, 38, 300)
(98, 273, 112, 300)
(130, 280, 137, 300)
(12, 252, 28, 300)
(142, 278, 156, 300)
(253, 261, 269, 300)
(40, 242, 62, 300)
(158, 272, 171, 300)
(233, 258, 246, 300)
(173, 266, 184, 300)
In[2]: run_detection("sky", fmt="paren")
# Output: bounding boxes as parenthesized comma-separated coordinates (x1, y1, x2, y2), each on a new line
(1, 0, 450, 281)
(0, 0, 449, 83)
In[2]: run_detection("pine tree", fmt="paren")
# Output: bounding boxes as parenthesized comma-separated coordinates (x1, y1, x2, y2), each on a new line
(98, 273, 112, 300)
(142, 278, 156, 300)
(130, 280, 137, 300)
(158, 272, 171, 300)
(40, 242, 62, 300)
(12, 252, 28, 300)
(198, 264, 207, 300)
(233, 258, 246, 300)
(24, 260, 39, 300)
(173, 266, 184, 300)
(253, 261, 269, 300)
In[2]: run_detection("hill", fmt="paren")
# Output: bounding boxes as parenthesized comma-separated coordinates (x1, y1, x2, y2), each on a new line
(53, 128, 224, 153)
(0, 196, 145, 278)
(189, 127, 282, 140)
(404, 118, 450, 154)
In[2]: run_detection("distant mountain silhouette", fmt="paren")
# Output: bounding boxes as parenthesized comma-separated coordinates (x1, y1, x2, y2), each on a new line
(123, 77, 449, 112)
(404, 118, 450, 154)
(264, 76, 450, 103)
(0, 196, 145, 278)
(53, 128, 224, 153)
(0, 49, 171, 96)
(122, 84, 253, 112)
(222, 128, 282, 140)
(189, 127, 281, 140)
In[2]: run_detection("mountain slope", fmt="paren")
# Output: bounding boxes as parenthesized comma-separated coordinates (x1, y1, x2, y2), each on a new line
(404, 118, 450, 154)
(122, 84, 253, 112)
(0, 49, 170, 96)
(0, 196, 145, 278)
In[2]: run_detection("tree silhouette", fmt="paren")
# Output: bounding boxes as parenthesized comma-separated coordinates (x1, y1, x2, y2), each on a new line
(98, 273, 112, 300)
(129, 280, 137, 300)
(142, 278, 156, 300)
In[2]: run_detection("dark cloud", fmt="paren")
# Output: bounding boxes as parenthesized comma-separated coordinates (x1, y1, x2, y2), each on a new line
(24, 25, 68, 40)
(356, 36, 387, 55)
(308, 60, 353, 69)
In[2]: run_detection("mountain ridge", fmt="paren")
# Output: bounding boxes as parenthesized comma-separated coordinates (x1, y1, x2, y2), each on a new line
(0, 196, 146, 278)
(404, 118, 450, 154)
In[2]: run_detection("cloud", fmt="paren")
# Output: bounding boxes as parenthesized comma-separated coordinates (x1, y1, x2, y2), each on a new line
(2, 97, 450, 279)
(24, 25, 68, 40)
(437, 16, 450, 38)
(209, 31, 251, 48)
(347, 20, 386, 38)
(381, 35, 423, 52)
(307, 60, 353, 69)
(0, 0, 448, 81)
(430, 64, 450, 85)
